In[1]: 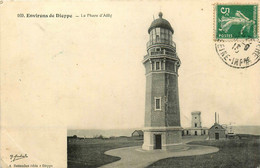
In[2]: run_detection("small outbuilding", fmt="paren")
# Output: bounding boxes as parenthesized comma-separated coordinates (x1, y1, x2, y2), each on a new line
(131, 130, 144, 137)
(208, 112, 226, 140)
(209, 123, 226, 140)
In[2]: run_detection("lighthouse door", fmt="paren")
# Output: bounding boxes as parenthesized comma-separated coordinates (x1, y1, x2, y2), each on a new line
(155, 135, 162, 149)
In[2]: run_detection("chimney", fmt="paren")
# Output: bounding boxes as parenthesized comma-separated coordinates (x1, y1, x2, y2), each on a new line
(215, 112, 216, 123)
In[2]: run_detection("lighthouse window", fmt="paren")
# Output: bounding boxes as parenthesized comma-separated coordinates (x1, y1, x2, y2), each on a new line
(161, 34, 165, 39)
(156, 28, 160, 35)
(155, 62, 160, 70)
(155, 97, 161, 110)
(151, 29, 155, 35)
(156, 35, 160, 42)
(161, 28, 165, 33)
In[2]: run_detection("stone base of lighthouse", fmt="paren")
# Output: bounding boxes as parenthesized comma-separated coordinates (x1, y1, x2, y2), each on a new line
(142, 127, 184, 150)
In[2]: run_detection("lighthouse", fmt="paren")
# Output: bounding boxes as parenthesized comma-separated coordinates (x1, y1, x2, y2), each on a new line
(142, 12, 183, 150)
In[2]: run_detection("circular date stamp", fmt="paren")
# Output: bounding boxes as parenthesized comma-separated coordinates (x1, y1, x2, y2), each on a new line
(215, 40, 260, 68)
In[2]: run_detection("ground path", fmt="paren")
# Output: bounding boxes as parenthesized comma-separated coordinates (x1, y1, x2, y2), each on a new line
(99, 136, 219, 168)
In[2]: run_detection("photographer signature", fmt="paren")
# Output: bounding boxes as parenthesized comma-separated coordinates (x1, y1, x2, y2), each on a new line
(10, 154, 28, 162)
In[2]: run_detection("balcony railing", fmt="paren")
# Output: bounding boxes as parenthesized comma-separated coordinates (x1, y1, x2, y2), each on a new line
(150, 50, 175, 56)
(146, 39, 176, 48)
(143, 49, 177, 60)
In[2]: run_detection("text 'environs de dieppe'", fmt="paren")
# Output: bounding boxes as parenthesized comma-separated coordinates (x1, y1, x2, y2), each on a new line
(17, 13, 112, 18)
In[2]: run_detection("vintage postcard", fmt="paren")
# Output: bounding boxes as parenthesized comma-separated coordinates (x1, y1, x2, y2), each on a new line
(1, 0, 259, 168)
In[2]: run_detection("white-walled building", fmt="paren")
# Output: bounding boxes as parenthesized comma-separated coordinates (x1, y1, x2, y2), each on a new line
(183, 111, 209, 136)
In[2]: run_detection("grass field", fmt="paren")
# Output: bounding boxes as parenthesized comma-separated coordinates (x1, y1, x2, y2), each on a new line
(147, 138, 260, 168)
(67, 137, 142, 168)
(68, 135, 260, 168)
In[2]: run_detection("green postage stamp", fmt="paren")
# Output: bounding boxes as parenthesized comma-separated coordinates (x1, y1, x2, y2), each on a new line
(215, 4, 258, 39)
(214, 4, 259, 69)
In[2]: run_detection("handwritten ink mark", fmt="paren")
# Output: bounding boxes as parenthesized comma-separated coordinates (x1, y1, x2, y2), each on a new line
(10, 154, 28, 162)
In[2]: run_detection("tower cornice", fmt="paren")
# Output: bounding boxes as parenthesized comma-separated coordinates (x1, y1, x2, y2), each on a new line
(146, 41, 176, 51)
(142, 55, 180, 64)
(143, 126, 183, 132)
(145, 71, 179, 77)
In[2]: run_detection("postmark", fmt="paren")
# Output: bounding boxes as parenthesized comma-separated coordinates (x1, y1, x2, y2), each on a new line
(215, 40, 260, 68)
(215, 4, 258, 40)
(214, 4, 260, 68)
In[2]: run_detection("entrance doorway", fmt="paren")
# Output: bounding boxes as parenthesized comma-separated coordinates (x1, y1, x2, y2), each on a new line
(215, 133, 219, 140)
(154, 135, 162, 149)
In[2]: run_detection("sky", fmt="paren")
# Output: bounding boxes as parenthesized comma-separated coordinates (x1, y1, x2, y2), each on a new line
(2, 1, 260, 131)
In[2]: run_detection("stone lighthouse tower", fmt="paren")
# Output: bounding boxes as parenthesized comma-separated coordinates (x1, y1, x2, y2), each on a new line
(142, 12, 183, 150)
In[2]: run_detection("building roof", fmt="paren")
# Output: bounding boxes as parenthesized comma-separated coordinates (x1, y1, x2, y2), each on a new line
(132, 130, 144, 136)
(148, 12, 174, 34)
(209, 123, 225, 130)
(191, 111, 201, 115)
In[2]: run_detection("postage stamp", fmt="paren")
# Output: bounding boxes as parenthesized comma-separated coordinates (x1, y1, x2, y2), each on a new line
(215, 4, 258, 39)
(214, 4, 260, 68)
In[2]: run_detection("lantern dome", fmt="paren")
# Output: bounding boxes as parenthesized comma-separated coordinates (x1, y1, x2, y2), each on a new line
(148, 12, 174, 34)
